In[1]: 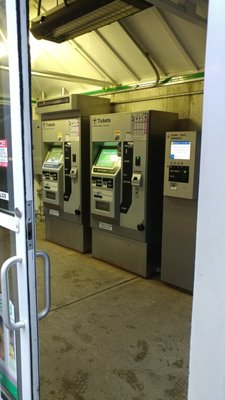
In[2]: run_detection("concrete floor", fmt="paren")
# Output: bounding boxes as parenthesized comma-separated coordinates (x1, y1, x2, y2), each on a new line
(36, 222, 192, 400)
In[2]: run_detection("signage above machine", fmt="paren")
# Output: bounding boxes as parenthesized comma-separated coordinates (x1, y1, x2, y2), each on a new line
(92, 117, 112, 128)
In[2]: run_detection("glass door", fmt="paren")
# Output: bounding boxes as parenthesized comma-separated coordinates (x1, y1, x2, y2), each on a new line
(0, 1, 50, 399)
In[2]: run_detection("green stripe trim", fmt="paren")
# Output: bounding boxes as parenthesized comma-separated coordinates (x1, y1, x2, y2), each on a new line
(0, 97, 37, 104)
(0, 371, 18, 399)
(81, 85, 131, 96)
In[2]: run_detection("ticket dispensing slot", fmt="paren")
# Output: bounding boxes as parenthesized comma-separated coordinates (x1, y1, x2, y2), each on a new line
(70, 166, 78, 181)
(131, 172, 142, 187)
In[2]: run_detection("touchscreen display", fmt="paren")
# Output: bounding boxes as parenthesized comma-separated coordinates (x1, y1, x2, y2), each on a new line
(96, 148, 119, 168)
(170, 141, 191, 160)
(46, 147, 63, 164)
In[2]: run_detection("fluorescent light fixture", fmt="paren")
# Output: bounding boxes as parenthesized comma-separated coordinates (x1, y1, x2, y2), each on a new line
(29, 33, 42, 62)
(30, 0, 153, 43)
(0, 42, 7, 58)
(0, 29, 7, 58)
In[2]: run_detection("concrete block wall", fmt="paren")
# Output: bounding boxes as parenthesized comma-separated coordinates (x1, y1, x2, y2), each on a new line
(105, 80, 204, 131)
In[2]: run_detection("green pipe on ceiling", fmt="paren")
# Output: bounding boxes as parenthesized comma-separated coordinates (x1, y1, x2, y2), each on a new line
(160, 71, 204, 84)
(81, 71, 205, 96)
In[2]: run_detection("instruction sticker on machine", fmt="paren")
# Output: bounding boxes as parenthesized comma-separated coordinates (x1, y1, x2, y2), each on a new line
(93, 189, 113, 201)
(69, 118, 80, 139)
(0, 192, 9, 201)
(50, 209, 59, 216)
(99, 222, 112, 231)
(0, 140, 8, 167)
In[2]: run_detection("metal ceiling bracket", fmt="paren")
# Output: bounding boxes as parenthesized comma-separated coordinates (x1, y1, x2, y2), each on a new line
(31, 69, 115, 87)
(95, 30, 141, 82)
(118, 21, 162, 83)
(0, 64, 116, 90)
(69, 39, 118, 86)
(153, 7, 199, 70)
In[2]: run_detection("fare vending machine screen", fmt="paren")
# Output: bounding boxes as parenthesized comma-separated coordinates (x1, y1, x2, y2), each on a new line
(170, 140, 191, 160)
(96, 148, 119, 169)
(46, 146, 63, 165)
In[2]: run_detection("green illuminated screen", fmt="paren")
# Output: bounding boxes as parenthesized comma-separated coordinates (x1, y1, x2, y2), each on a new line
(46, 147, 63, 164)
(96, 148, 119, 168)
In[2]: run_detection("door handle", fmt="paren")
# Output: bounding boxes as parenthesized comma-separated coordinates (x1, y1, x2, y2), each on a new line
(1, 256, 25, 331)
(36, 251, 51, 321)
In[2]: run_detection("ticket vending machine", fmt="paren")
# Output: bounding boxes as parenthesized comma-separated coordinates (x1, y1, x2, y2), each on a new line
(38, 94, 110, 252)
(90, 110, 178, 277)
(161, 131, 201, 291)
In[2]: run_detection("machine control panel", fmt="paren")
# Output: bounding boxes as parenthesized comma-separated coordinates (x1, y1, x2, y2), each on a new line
(91, 146, 121, 220)
(43, 171, 58, 181)
(169, 165, 189, 183)
(164, 131, 201, 199)
(42, 145, 63, 208)
(92, 176, 114, 189)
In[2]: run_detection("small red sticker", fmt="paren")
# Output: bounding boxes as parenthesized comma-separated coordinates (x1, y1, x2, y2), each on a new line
(0, 139, 8, 167)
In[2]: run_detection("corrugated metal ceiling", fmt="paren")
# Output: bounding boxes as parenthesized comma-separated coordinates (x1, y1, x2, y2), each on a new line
(29, 0, 208, 99)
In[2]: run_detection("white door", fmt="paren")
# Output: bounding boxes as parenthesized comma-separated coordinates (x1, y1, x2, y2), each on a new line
(188, 0, 225, 398)
(0, 1, 50, 399)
